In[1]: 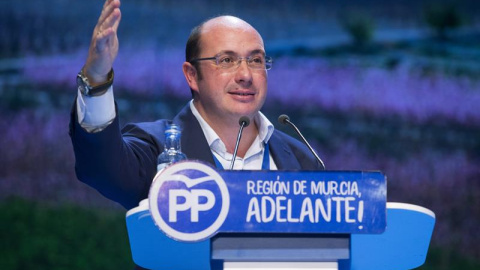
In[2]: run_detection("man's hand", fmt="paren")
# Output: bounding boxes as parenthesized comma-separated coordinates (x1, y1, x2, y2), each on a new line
(83, 0, 121, 85)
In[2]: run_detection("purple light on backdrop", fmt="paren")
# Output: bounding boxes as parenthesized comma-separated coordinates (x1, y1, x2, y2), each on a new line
(21, 48, 480, 125)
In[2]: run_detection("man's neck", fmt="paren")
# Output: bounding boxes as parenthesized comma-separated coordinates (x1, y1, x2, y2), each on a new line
(210, 117, 259, 158)
(193, 102, 259, 158)
(220, 121, 258, 158)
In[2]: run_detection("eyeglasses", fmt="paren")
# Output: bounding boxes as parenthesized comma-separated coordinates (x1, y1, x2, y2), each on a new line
(190, 53, 273, 70)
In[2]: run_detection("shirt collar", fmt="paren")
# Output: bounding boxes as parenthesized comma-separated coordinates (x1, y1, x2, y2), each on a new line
(189, 100, 274, 150)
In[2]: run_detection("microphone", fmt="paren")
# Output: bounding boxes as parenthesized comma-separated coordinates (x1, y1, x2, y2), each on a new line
(278, 114, 325, 170)
(230, 116, 250, 170)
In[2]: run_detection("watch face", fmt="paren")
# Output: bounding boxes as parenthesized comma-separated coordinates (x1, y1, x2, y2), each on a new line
(76, 74, 90, 95)
(76, 70, 112, 96)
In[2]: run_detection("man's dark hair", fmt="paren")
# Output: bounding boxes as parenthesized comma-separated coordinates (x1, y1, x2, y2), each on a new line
(185, 23, 204, 80)
(185, 24, 203, 63)
(185, 23, 205, 97)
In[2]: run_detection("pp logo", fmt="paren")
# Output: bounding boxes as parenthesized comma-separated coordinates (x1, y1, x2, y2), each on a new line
(149, 161, 230, 242)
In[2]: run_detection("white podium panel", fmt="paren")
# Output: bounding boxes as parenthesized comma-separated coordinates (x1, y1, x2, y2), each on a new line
(223, 262, 338, 270)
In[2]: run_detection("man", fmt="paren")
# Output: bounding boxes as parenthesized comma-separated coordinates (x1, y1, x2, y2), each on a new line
(70, 0, 324, 210)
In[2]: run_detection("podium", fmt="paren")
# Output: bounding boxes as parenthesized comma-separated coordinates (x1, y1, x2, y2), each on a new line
(126, 161, 435, 270)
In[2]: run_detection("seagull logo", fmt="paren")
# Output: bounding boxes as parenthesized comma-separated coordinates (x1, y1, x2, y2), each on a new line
(165, 175, 215, 188)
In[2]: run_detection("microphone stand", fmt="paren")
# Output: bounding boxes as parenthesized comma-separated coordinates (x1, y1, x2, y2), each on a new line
(278, 114, 325, 170)
(230, 116, 250, 170)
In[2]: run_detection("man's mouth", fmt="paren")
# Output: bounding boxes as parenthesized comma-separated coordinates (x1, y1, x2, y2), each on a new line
(229, 90, 255, 96)
(232, 92, 254, 96)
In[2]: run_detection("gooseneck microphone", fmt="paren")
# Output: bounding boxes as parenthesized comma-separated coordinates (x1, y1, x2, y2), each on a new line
(230, 116, 251, 170)
(278, 114, 325, 170)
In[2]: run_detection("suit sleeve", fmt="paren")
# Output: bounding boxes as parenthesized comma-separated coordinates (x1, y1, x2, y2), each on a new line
(69, 101, 162, 209)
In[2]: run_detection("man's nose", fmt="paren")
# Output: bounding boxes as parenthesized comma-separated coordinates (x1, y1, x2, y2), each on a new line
(234, 59, 253, 84)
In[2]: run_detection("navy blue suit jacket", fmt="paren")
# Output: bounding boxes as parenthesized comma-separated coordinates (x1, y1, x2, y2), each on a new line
(70, 104, 324, 209)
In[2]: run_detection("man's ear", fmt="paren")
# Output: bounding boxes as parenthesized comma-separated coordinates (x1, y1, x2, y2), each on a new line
(182, 62, 199, 93)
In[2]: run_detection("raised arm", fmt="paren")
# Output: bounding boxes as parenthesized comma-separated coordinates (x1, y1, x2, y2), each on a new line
(83, 0, 121, 84)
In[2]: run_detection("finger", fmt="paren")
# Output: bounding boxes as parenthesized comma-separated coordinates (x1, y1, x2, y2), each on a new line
(97, 2, 113, 27)
(97, 0, 120, 31)
(99, 0, 119, 22)
(103, 0, 112, 8)
(95, 27, 116, 51)
(93, 7, 120, 47)
(101, 8, 121, 33)
(112, 9, 121, 33)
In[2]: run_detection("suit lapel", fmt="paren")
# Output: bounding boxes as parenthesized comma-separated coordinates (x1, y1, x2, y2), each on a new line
(269, 131, 302, 170)
(173, 105, 216, 166)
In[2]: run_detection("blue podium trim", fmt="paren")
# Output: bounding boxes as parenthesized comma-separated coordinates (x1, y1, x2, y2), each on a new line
(127, 201, 435, 270)
(350, 202, 436, 270)
(126, 201, 211, 270)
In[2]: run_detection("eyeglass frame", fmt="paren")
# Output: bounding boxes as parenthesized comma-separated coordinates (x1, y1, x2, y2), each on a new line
(189, 52, 273, 71)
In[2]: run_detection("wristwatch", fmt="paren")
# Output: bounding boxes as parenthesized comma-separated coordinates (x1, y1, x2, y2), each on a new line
(76, 68, 114, 97)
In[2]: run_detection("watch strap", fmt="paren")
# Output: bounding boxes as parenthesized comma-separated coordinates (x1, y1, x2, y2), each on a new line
(78, 68, 114, 97)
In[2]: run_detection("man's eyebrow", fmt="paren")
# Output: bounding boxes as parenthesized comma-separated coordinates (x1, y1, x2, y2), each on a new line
(217, 49, 266, 56)
(250, 49, 266, 56)
(217, 50, 236, 55)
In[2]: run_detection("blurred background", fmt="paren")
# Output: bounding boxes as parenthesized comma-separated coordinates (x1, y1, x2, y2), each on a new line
(1, 0, 479, 269)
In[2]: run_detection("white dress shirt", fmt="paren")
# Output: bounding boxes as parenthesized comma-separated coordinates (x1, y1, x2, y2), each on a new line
(189, 101, 276, 170)
(76, 86, 116, 133)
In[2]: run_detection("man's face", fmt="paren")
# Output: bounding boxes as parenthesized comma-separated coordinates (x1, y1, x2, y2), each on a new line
(187, 18, 268, 124)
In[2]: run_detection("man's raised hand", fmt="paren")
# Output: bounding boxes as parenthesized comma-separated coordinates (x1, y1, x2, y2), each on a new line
(83, 0, 121, 85)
